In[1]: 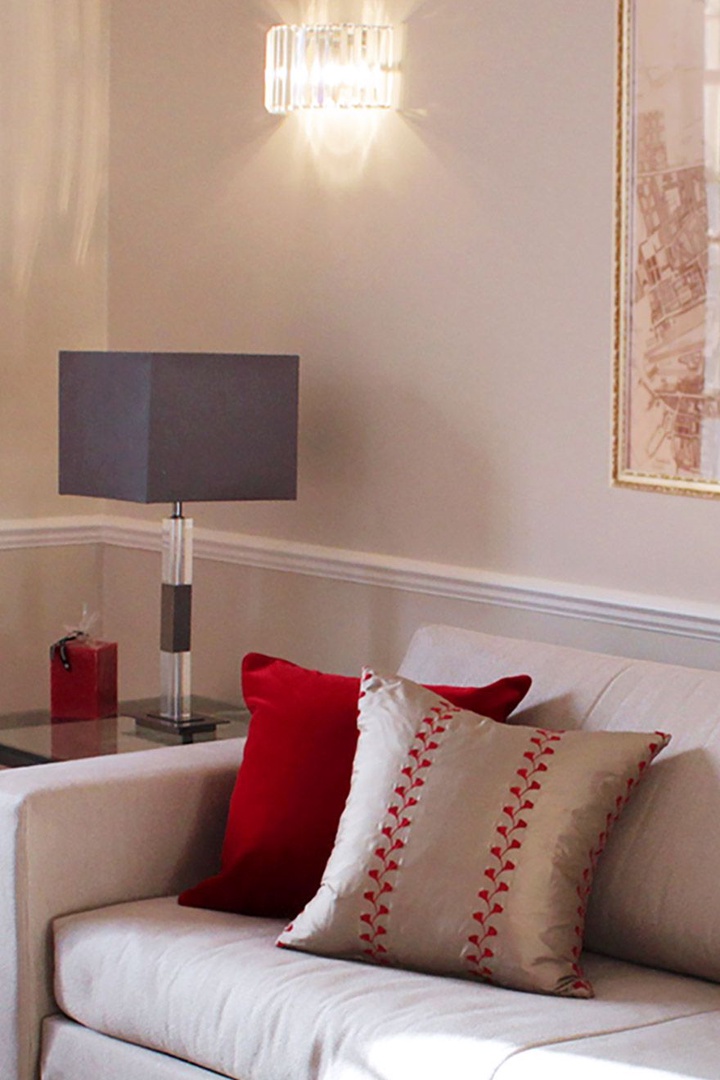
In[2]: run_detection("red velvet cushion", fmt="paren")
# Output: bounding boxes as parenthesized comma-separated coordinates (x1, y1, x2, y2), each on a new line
(179, 654, 532, 918)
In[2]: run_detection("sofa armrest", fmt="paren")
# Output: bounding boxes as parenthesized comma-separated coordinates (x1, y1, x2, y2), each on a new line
(0, 738, 243, 1080)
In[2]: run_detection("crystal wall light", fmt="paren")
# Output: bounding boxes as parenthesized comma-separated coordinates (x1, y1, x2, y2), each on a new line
(265, 23, 396, 114)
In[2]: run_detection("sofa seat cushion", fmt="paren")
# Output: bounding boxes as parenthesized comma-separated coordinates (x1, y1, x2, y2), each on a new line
(492, 1012, 720, 1079)
(42, 1015, 226, 1080)
(54, 897, 720, 1080)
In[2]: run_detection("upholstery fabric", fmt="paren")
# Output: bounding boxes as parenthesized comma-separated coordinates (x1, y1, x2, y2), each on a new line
(492, 1012, 720, 1079)
(53, 897, 720, 1080)
(42, 1016, 224, 1080)
(179, 653, 531, 918)
(278, 671, 669, 997)
(0, 739, 241, 1080)
(399, 625, 720, 982)
(9, 623, 720, 1080)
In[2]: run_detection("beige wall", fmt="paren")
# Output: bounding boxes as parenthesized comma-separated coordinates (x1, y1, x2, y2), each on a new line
(100, 0, 720, 699)
(0, 0, 108, 519)
(101, 543, 720, 707)
(0, 546, 103, 711)
(98, 0, 720, 698)
(106, 0, 720, 604)
(0, 2, 108, 710)
(6, 0, 720, 712)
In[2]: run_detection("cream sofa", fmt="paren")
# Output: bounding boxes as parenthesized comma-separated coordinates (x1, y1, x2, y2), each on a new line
(2, 623, 720, 1080)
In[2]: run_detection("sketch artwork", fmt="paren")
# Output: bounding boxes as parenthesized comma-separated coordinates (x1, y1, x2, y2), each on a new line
(614, 0, 720, 494)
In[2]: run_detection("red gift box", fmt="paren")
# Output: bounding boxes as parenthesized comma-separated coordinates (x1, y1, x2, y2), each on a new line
(50, 636, 118, 720)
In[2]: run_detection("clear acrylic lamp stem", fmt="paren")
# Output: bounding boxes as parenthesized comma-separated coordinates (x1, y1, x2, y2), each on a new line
(160, 511, 193, 722)
(137, 506, 217, 735)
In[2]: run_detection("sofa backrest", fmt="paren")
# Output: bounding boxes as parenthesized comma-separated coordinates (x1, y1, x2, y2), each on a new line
(399, 624, 720, 985)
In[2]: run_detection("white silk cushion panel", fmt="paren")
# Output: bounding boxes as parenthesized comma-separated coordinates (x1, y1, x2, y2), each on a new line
(53, 897, 720, 1080)
(279, 671, 669, 997)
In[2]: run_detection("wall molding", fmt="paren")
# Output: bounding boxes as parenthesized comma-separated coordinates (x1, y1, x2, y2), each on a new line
(2, 514, 720, 644)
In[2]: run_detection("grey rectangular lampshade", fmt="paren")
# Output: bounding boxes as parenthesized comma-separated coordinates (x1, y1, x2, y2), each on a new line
(59, 352, 299, 503)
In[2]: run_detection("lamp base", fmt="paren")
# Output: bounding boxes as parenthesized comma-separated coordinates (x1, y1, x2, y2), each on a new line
(137, 712, 223, 735)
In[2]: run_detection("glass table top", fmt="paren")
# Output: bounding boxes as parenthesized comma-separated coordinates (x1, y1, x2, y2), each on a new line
(0, 696, 249, 767)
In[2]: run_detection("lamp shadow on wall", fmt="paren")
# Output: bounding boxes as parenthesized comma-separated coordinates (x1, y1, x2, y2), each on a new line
(189, 371, 508, 695)
(301, 372, 506, 562)
(397, 0, 485, 133)
(200, 373, 509, 683)
(0, 0, 107, 295)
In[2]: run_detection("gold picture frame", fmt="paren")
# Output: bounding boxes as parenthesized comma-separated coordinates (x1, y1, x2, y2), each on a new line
(613, 0, 720, 496)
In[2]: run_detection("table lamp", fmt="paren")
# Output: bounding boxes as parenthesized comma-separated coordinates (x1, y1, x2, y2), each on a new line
(58, 351, 299, 734)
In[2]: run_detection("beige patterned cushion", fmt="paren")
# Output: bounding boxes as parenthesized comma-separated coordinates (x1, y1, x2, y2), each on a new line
(278, 671, 670, 997)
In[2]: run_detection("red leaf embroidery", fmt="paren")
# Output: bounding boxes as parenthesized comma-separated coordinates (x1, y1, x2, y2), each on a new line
(359, 700, 457, 962)
(466, 729, 563, 984)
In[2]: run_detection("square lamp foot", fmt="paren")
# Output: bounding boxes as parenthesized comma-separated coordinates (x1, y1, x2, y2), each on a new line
(137, 712, 220, 736)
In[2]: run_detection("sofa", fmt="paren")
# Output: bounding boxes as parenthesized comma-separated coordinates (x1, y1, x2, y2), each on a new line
(2, 622, 720, 1080)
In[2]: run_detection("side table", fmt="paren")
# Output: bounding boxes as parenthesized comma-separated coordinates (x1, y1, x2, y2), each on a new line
(0, 697, 249, 768)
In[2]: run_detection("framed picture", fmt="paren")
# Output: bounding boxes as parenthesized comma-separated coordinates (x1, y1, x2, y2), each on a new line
(613, 0, 720, 495)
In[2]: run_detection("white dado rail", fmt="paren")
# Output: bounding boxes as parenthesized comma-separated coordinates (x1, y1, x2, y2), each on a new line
(2, 514, 720, 645)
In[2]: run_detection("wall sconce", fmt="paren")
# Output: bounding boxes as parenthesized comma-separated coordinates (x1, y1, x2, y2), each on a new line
(265, 23, 396, 114)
